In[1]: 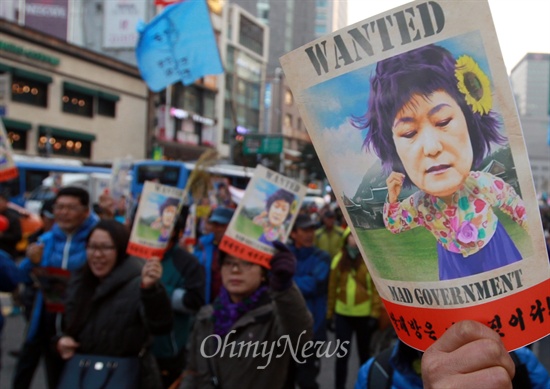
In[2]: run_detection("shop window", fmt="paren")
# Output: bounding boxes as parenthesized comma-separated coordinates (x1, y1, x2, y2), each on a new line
(37, 127, 93, 158)
(62, 89, 94, 117)
(7, 130, 27, 151)
(97, 97, 116, 117)
(11, 75, 48, 107)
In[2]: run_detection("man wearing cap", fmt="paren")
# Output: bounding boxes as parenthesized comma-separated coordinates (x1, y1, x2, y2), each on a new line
(193, 207, 234, 304)
(315, 210, 344, 259)
(287, 213, 331, 389)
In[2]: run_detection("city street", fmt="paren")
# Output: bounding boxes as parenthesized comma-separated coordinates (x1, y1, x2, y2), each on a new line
(1, 294, 358, 389)
(2, 292, 549, 389)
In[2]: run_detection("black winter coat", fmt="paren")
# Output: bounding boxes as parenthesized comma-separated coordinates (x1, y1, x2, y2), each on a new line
(64, 256, 173, 389)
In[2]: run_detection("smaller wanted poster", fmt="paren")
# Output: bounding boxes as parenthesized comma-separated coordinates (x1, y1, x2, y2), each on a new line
(127, 181, 185, 259)
(220, 165, 307, 268)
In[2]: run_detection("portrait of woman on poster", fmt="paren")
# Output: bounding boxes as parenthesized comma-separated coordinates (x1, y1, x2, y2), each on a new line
(150, 197, 179, 243)
(353, 44, 528, 280)
(253, 188, 295, 246)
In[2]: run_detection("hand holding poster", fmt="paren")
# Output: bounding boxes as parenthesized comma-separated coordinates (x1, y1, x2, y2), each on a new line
(280, 0, 550, 351)
(127, 181, 186, 259)
(219, 165, 307, 268)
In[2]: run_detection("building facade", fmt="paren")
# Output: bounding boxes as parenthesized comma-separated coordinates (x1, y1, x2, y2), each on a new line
(510, 53, 550, 194)
(0, 19, 148, 163)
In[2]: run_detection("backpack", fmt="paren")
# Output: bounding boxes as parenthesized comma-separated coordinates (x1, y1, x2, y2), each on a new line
(367, 347, 531, 389)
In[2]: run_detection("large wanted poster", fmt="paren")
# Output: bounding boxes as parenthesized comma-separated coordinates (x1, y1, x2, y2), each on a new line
(280, 0, 550, 351)
(220, 165, 307, 268)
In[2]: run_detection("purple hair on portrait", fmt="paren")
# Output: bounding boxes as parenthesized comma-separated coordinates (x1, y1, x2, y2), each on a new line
(159, 197, 180, 213)
(351, 44, 506, 188)
(266, 188, 295, 221)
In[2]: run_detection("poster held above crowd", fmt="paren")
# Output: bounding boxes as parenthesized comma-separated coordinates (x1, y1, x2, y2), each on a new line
(280, 0, 550, 351)
(127, 181, 186, 259)
(219, 165, 307, 268)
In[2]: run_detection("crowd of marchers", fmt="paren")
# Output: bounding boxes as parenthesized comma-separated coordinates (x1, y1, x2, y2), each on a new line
(0, 184, 548, 389)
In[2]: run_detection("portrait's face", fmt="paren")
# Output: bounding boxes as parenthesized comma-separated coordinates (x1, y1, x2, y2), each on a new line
(392, 91, 473, 200)
(268, 199, 290, 226)
(161, 205, 177, 227)
(86, 229, 117, 279)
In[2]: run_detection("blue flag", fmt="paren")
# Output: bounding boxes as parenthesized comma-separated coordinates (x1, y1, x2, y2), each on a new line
(135, 0, 223, 92)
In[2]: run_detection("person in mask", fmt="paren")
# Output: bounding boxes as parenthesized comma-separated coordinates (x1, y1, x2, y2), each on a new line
(326, 228, 382, 389)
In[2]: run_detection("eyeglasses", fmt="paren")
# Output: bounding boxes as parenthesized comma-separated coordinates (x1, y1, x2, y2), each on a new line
(86, 245, 116, 254)
(53, 204, 86, 213)
(221, 259, 255, 272)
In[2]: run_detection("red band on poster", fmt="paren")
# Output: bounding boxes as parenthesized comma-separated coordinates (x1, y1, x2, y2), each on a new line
(219, 235, 273, 269)
(382, 278, 550, 351)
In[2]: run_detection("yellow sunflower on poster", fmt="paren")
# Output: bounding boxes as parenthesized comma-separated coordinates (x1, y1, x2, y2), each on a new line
(455, 55, 492, 115)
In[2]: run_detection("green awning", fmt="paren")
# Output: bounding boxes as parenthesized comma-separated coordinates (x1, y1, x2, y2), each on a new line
(98, 91, 120, 102)
(39, 125, 96, 142)
(0, 63, 12, 73)
(63, 82, 98, 97)
(2, 118, 32, 131)
(12, 68, 53, 84)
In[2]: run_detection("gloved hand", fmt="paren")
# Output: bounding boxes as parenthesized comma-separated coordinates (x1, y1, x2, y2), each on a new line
(269, 241, 296, 291)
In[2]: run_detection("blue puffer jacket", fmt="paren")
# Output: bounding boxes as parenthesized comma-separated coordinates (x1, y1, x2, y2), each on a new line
(193, 233, 217, 304)
(18, 213, 99, 342)
(288, 244, 331, 341)
(355, 341, 550, 389)
(0, 250, 18, 333)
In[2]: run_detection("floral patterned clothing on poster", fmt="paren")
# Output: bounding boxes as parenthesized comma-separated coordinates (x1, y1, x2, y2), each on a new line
(384, 171, 527, 258)
(253, 214, 286, 244)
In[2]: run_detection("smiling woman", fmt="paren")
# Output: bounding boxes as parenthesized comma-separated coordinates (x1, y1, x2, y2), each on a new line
(56, 219, 173, 389)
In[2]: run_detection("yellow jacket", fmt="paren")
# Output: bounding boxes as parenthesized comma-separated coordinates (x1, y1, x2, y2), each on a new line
(327, 251, 382, 319)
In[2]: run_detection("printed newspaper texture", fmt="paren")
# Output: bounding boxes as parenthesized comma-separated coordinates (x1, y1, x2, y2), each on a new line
(127, 181, 185, 259)
(0, 119, 18, 182)
(220, 165, 307, 268)
(280, 0, 550, 351)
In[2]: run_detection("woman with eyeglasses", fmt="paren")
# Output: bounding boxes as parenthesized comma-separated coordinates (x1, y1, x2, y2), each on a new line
(55, 219, 173, 389)
(179, 240, 313, 389)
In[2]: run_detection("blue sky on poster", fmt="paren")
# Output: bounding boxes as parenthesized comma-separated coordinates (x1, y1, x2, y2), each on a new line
(302, 32, 500, 198)
(347, 0, 550, 73)
(141, 193, 169, 219)
(246, 178, 278, 209)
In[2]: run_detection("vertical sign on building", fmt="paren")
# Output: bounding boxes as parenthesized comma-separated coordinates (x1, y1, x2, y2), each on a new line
(0, 0, 16, 21)
(25, 0, 69, 40)
(103, 0, 147, 49)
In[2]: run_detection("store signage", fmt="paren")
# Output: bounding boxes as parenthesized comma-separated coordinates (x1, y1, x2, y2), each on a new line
(0, 40, 60, 66)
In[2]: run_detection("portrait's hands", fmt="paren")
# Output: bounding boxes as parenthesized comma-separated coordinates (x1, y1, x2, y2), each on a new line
(421, 320, 515, 389)
(141, 259, 163, 289)
(27, 242, 44, 265)
(386, 172, 405, 203)
(57, 336, 80, 360)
